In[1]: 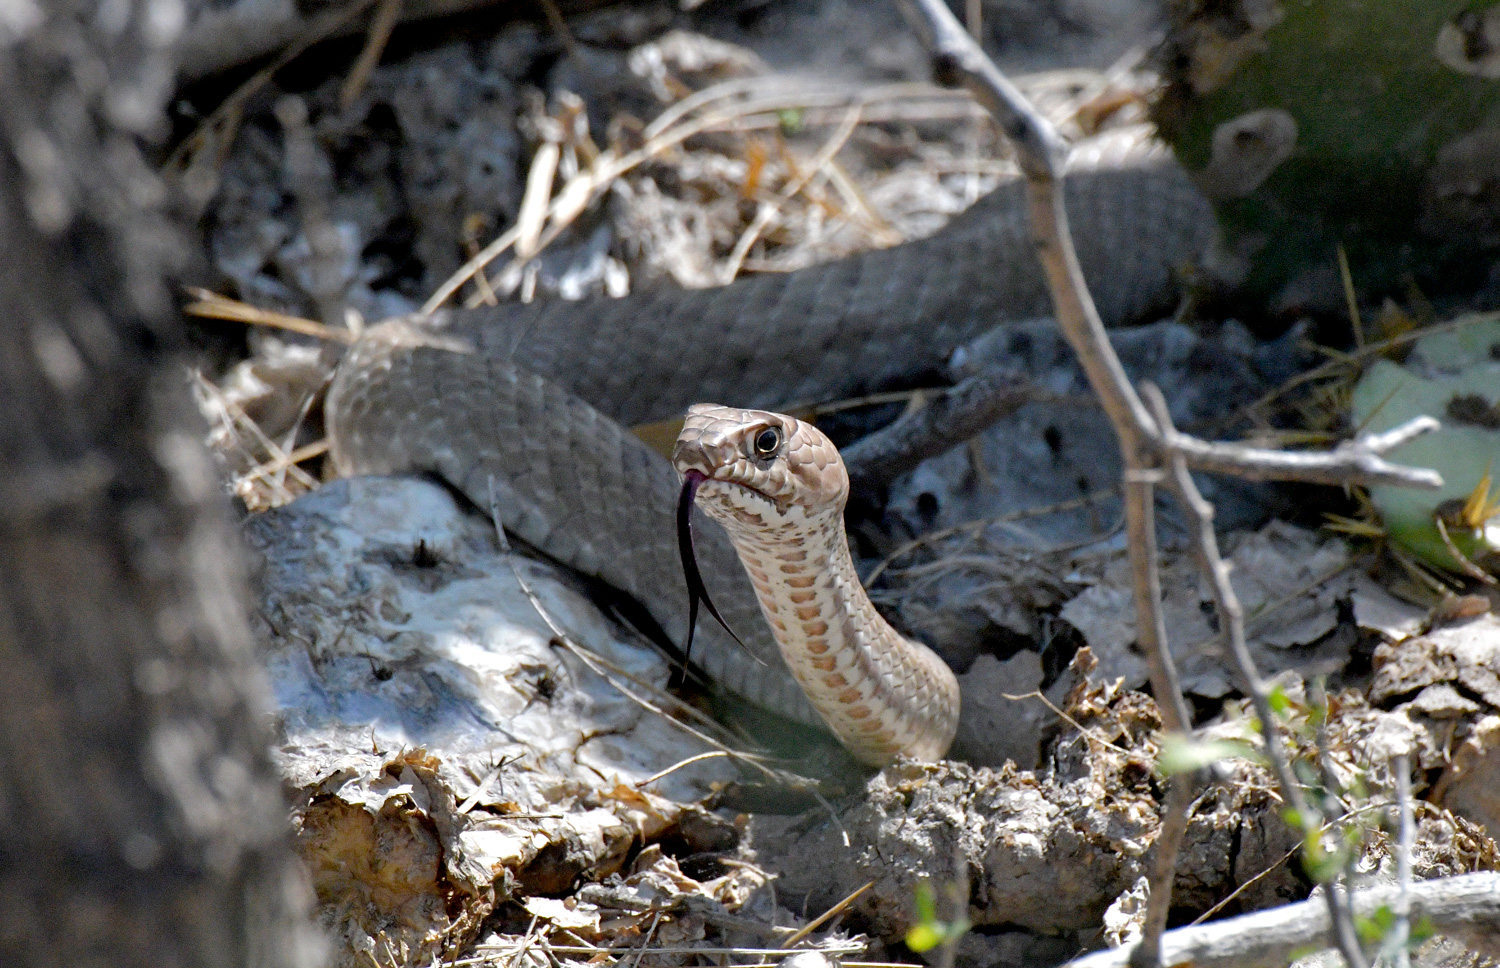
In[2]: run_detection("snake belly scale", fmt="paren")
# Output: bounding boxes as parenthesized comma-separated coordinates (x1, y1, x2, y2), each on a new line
(673, 405, 960, 764)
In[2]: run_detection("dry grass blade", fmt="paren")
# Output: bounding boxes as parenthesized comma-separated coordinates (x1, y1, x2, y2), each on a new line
(339, 0, 403, 110)
(481, 476, 789, 785)
(194, 372, 320, 493)
(778, 881, 874, 949)
(865, 488, 1118, 585)
(516, 140, 563, 263)
(1234, 310, 1500, 425)
(718, 103, 864, 283)
(999, 690, 1137, 758)
(183, 288, 356, 344)
(240, 439, 330, 487)
(421, 80, 985, 314)
(634, 751, 731, 788)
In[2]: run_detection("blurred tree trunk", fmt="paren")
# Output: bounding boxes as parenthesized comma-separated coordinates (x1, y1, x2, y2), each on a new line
(0, 2, 320, 965)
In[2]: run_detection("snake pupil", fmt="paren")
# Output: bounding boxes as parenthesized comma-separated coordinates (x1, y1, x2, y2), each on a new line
(754, 427, 780, 457)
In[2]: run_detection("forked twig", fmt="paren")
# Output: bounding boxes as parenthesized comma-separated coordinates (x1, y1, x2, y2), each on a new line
(1143, 384, 1368, 968)
(895, 1, 1451, 964)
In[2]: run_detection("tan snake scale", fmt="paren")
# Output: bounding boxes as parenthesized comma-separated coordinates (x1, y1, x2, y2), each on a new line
(326, 134, 1216, 744)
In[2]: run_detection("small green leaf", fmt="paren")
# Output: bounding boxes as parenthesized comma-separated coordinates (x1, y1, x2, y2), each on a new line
(1158, 734, 1265, 775)
(1300, 832, 1348, 884)
(914, 882, 937, 923)
(1267, 685, 1293, 718)
(906, 923, 943, 953)
(1356, 905, 1396, 946)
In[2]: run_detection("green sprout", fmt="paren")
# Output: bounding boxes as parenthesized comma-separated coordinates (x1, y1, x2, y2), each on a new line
(905, 881, 970, 954)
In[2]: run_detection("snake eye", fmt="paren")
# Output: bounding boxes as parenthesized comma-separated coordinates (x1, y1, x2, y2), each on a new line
(752, 426, 782, 459)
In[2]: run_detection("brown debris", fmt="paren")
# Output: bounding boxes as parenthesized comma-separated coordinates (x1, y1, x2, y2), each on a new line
(296, 749, 494, 965)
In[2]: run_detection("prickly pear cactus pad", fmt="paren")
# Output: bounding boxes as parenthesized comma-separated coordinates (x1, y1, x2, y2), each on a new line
(1155, 0, 1500, 307)
(1350, 315, 1500, 574)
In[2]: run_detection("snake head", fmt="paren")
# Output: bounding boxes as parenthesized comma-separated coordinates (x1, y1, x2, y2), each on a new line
(670, 403, 849, 680)
(671, 403, 849, 524)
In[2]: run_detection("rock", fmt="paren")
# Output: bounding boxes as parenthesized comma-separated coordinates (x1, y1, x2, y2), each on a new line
(246, 475, 740, 965)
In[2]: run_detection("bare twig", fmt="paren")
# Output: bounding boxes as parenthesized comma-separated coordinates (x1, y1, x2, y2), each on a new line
(1168, 418, 1443, 489)
(900, 0, 1194, 740)
(1143, 384, 1367, 968)
(895, 4, 1454, 963)
(778, 881, 875, 949)
(1389, 754, 1415, 968)
(900, 0, 1441, 486)
(1131, 773, 1197, 968)
(1064, 873, 1500, 968)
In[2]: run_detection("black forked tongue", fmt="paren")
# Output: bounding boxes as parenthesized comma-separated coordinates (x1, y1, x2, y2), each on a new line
(674, 471, 762, 688)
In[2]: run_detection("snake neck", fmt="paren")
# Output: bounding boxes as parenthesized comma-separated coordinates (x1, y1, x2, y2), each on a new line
(708, 503, 960, 766)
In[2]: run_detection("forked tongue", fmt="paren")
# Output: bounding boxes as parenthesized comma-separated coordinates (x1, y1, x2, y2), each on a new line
(675, 471, 762, 687)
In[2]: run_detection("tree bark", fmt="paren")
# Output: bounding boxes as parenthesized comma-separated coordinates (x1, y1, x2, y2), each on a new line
(0, 2, 320, 965)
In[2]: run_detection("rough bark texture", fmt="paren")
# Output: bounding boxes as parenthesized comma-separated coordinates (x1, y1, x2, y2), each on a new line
(0, 1, 320, 964)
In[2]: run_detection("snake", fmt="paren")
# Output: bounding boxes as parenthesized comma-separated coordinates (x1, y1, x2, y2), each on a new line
(674, 405, 960, 764)
(324, 129, 1217, 753)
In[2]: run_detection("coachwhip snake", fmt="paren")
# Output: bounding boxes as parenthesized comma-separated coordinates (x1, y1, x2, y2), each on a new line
(674, 405, 960, 764)
(325, 130, 1216, 748)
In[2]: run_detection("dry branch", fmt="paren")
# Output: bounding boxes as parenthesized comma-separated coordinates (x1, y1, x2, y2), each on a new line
(841, 366, 1038, 488)
(894, 1, 1458, 964)
(1065, 873, 1500, 968)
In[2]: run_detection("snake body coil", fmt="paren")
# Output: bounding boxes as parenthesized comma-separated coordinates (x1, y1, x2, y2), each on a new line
(326, 134, 1215, 740)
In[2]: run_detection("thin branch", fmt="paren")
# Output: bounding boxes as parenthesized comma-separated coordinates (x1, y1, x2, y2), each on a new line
(898, 0, 1195, 739)
(841, 366, 1039, 487)
(1169, 418, 1443, 489)
(1065, 873, 1500, 968)
(1131, 773, 1198, 968)
(1123, 470, 1192, 734)
(896, 0, 1442, 492)
(1143, 384, 1367, 968)
(1389, 754, 1415, 968)
(895, 0, 1155, 449)
(895, 5, 1450, 963)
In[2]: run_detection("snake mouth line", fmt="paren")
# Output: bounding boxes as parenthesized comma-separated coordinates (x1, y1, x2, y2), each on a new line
(691, 468, 776, 509)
